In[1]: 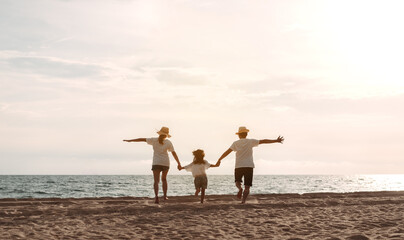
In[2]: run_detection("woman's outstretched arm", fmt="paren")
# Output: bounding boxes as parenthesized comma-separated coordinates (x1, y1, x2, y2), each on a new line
(123, 138, 146, 142)
(171, 151, 182, 170)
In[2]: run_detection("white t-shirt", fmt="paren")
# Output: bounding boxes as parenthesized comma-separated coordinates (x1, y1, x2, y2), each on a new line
(184, 160, 211, 177)
(146, 138, 175, 167)
(230, 138, 260, 168)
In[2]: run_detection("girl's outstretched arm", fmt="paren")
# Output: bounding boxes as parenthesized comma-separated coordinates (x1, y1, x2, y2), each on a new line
(181, 163, 191, 171)
(123, 138, 146, 142)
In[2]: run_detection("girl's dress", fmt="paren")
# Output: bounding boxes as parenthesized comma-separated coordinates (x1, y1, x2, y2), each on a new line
(184, 160, 211, 189)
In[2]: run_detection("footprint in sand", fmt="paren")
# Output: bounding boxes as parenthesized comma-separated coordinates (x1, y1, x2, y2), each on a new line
(143, 200, 162, 207)
(345, 235, 370, 240)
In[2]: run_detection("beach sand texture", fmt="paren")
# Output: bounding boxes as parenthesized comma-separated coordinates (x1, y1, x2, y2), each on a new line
(1, 191, 404, 240)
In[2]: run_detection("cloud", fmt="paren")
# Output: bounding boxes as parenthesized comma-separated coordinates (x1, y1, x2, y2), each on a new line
(3, 56, 103, 78)
(272, 93, 404, 117)
(0, 103, 9, 111)
(155, 69, 209, 86)
(228, 76, 315, 94)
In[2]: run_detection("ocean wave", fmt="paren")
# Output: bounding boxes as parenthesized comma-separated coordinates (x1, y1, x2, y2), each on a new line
(10, 189, 26, 193)
(96, 182, 113, 185)
(73, 189, 85, 192)
(33, 191, 49, 195)
(21, 195, 33, 198)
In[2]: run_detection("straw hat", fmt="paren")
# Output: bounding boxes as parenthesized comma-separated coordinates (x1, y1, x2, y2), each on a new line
(157, 127, 171, 138)
(235, 126, 249, 135)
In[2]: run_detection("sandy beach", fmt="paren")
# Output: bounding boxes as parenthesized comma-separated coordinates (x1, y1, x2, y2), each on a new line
(1, 191, 404, 240)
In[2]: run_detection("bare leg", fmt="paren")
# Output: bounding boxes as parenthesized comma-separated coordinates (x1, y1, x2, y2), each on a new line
(235, 181, 243, 199)
(241, 185, 250, 204)
(201, 188, 205, 203)
(152, 170, 161, 204)
(162, 170, 169, 200)
(195, 188, 200, 196)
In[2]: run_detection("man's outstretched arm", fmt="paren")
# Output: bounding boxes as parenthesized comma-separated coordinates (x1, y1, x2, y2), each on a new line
(259, 136, 284, 144)
(123, 138, 146, 142)
(216, 148, 233, 166)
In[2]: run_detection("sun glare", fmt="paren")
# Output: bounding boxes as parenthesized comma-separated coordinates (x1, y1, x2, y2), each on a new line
(365, 175, 404, 190)
(135, 2, 161, 25)
(325, 1, 404, 88)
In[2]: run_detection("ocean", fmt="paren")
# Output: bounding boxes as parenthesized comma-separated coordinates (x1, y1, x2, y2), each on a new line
(1, 175, 404, 199)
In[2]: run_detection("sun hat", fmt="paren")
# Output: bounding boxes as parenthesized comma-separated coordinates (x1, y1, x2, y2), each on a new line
(235, 126, 249, 135)
(157, 127, 171, 138)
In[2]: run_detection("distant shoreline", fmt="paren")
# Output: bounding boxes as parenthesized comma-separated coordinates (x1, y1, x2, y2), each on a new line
(2, 190, 404, 201)
(2, 174, 404, 175)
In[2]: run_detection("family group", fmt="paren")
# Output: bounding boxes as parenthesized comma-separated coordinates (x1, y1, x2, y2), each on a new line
(123, 126, 284, 204)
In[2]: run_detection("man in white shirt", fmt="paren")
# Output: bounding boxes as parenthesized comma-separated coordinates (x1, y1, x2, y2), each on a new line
(216, 126, 284, 203)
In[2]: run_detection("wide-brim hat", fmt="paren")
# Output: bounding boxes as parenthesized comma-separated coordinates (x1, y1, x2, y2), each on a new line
(157, 126, 171, 138)
(236, 126, 249, 135)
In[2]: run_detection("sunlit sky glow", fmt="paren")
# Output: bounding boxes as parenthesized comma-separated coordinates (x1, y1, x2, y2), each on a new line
(1, 0, 403, 174)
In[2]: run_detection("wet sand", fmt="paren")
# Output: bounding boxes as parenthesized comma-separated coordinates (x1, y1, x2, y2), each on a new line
(1, 191, 404, 239)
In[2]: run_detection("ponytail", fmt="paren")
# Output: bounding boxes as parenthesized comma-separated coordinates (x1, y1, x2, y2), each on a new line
(158, 134, 166, 145)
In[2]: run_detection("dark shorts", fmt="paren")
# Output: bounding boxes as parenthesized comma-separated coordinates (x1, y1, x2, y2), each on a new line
(235, 167, 253, 186)
(194, 175, 208, 189)
(151, 165, 169, 171)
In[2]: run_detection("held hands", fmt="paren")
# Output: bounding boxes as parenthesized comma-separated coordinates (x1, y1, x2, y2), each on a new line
(277, 136, 284, 144)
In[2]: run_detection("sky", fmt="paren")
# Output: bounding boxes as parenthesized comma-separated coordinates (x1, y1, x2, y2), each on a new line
(1, 0, 403, 175)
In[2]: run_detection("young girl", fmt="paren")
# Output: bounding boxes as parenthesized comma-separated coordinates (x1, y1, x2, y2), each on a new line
(180, 149, 218, 203)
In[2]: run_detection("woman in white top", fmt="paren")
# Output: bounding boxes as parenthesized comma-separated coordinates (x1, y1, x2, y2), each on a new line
(123, 127, 182, 203)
